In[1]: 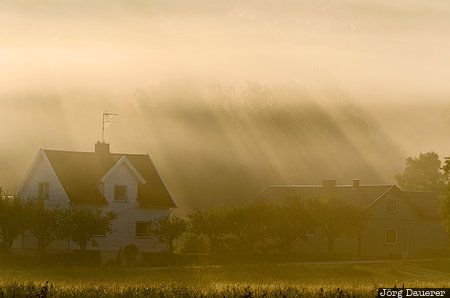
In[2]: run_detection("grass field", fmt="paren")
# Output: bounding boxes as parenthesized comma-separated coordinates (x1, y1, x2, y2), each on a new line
(1, 260, 450, 297)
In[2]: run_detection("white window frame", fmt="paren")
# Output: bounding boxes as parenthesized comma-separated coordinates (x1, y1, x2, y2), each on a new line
(136, 221, 152, 238)
(38, 182, 49, 200)
(114, 185, 128, 201)
(384, 227, 399, 245)
(386, 200, 399, 215)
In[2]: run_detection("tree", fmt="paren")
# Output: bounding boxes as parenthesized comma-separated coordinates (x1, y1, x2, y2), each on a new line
(439, 156, 450, 233)
(269, 198, 315, 251)
(439, 194, 450, 235)
(395, 152, 446, 193)
(188, 207, 235, 253)
(234, 202, 274, 251)
(0, 196, 26, 251)
(308, 195, 368, 253)
(123, 243, 139, 267)
(399, 152, 450, 236)
(25, 199, 63, 254)
(61, 208, 117, 251)
(152, 215, 187, 254)
(351, 204, 370, 259)
(442, 156, 450, 184)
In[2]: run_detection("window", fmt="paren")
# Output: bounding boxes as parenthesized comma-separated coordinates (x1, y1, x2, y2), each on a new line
(136, 222, 151, 237)
(384, 228, 398, 245)
(386, 200, 398, 215)
(114, 185, 127, 201)
(38, 182, 49, 199)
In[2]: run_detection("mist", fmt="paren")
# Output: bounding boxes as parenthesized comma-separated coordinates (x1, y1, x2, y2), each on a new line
(1, 0, 450, 209)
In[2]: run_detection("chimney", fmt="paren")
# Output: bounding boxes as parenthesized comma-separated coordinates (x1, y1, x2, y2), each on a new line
(353, 179, 360, 190)
(95, 141, 110, 155)
(322, 179, 336, 187)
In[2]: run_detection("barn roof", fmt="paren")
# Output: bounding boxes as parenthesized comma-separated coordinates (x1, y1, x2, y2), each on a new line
(42, 148, 176, 208)
(252, 184, 440, 219)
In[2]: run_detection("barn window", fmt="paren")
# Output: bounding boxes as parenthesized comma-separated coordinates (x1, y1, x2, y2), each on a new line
(386, 200, 398, 215)
(136, 222, 152, 237)
(38, 182, 49, 200)
(384, 228, 398, 245)
(114, 185, 127, 201)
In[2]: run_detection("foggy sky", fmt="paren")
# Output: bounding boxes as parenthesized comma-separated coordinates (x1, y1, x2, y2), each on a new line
(1, 0, 450, 208)
(1, 0, 450, 96)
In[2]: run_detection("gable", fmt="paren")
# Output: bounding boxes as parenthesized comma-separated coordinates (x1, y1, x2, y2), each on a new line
(15, 150, 70, 206)
(367, 186, 440, 220)
(101, 160, 139, 203)
(368, 190, 423, 220)
(101, 156, 146, 184)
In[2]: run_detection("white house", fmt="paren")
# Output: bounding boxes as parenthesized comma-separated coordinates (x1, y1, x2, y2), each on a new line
(14, 142, 177, 255)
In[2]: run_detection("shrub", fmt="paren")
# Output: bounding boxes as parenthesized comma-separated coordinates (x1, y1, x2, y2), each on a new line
(123, 244, 139, 266)
(60, 208, 117, 251)
(182, 235, 209, 254)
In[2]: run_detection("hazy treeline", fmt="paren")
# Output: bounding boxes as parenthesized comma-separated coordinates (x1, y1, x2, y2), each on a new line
(153, 196, 368, 254)
(0, 196, 116, 253)
(1, 191, 368, 255)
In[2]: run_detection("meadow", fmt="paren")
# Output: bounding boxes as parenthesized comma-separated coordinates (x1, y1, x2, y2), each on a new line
(1, 260, 450, 297)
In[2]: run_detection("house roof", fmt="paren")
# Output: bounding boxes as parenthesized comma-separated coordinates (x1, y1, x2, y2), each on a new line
(401, 191, 441, 219)
(252, 184, 440, 219)
(42, 149, 176, 208)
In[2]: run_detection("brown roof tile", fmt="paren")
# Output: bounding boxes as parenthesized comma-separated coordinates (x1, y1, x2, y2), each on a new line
(252, 185, 440, 219)
(44, 150, 176, 208)
(401, 191, 440, 219)
(253, 185, 392, 208)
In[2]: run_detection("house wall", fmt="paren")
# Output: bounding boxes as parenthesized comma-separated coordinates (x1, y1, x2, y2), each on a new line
(289, 191, 447, 258)
(92, 161, 170, 252)
(17, 152, 70, 209)
(13, 152, 172, 255)
(13, 152, 71, 254)
(362, 191, 446, 258)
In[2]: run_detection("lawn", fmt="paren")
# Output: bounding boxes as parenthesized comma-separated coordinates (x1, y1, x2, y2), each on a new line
(1, 260, 450, 297)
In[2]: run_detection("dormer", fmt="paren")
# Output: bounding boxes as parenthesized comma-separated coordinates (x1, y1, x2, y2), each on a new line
(100, 156, 146, 203)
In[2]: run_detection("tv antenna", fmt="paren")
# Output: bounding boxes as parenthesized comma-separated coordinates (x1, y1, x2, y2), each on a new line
(101, 112, 118, 143)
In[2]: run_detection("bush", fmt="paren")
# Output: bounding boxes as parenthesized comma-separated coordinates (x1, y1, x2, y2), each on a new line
(182, 235, 209, 254)
(219, 238, 253, 254)
(123, 244, 139, 266)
